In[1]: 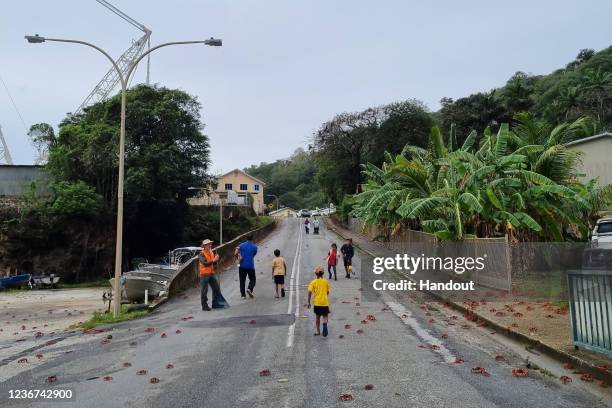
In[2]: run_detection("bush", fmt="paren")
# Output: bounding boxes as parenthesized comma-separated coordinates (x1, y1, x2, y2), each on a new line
(337, 195, 356, 224)
(48, 181, 104, 218)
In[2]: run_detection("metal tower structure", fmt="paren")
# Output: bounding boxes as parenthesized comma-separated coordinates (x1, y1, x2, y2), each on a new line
(74, 0, 151, 115)
(0, 125, 14, 165)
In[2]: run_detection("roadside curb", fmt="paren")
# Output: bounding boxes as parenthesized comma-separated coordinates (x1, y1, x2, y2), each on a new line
(323, 218, 612, 385)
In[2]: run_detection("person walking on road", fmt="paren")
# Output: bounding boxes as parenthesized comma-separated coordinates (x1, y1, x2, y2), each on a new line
(304, 218, 310, 234)
(307, 266, 332, 337)
(235, 234, 258, 298)
(271, 249, 287, 299)
(199, 239, 225, 311)
(312, 217, 320, 234)
(326, 243, 339, 281)
(340, 238, 354, 279)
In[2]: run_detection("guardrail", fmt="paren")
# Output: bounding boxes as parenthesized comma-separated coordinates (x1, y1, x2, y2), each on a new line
(567, 268, 612, 355)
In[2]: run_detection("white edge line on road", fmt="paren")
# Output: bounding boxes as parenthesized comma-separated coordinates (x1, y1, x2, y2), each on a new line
(384, 299, 456, 363)
(286, 221, 302, 348)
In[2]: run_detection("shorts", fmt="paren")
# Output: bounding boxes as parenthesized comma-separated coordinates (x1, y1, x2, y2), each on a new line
(273, 275, 285, 285)
(343, 257, 352, 267)
(313, 306, 330, 316)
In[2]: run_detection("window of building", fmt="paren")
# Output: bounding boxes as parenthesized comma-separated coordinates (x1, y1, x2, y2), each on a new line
(224, 183, 233, 190)
(240, 184, 248, 191)
(254, 184, 260, 192)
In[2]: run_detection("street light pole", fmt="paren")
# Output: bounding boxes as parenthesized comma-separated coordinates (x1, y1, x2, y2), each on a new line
(188, 186, 223, 246)
(219, 198, 223, 245)
(26, 34, 222, 317)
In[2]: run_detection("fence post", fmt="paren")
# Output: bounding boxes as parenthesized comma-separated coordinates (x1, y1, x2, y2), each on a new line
(505, 234, 512, 294)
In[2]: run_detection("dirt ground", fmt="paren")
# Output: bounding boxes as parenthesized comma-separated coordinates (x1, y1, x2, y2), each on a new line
(0, 288, 108, 343)
(460, 298, 612, 369)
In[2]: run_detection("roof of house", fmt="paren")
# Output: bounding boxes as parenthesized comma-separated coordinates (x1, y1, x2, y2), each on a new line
(217, 169, 266, 186)
(565, 132, 612, 147)
(268, 207, 296, 215)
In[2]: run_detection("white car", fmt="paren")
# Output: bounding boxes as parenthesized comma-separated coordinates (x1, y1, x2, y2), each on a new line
(591, 218, 612, 248)
(319, 207, 336, 215)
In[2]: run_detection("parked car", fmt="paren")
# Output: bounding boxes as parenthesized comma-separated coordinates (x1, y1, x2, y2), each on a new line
(318, 207, 336, 215)
(591, 217, 612, 248)
(311, 209, 320, 217)
(298, 209, 311, 218)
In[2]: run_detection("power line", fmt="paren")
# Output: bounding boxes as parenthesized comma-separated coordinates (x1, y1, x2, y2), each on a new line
(0, 72, 28, 131)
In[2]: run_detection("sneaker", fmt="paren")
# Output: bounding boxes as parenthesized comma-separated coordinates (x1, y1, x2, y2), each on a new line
(202, 305, 211, 311)
(281, 288, 285, 297)
(322, 323, 328, 337)
(246, 289, 254, 298)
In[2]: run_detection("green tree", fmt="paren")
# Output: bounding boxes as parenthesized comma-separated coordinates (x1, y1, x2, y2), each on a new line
(41, 84, 212, 260)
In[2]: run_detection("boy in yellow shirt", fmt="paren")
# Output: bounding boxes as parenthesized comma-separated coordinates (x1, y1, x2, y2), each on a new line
(307, 266, 332, 337)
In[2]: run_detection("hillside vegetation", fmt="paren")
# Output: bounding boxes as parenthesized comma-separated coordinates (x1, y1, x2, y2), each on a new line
(247, 46, 612, 212)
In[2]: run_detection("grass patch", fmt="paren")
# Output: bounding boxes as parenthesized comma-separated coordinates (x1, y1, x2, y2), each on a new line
(254, 215, 273, 227)
(549, 300, 569, 309)
(529, 363, 557, 378)
(77, 306, 148, 330)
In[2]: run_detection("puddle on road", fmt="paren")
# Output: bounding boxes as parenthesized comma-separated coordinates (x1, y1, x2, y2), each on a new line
(182, 314, 294, 329)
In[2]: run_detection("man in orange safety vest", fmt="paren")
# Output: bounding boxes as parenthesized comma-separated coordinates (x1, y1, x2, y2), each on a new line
(199, 239, 225, 311)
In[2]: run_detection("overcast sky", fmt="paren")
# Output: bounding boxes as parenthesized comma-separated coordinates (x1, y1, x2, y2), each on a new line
(1, 1, 611, 173)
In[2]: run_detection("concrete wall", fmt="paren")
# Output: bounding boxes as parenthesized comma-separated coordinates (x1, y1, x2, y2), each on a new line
(567, 136, 612, 187)
(269, 208, 296, 218)
(0, 165, 47, 196)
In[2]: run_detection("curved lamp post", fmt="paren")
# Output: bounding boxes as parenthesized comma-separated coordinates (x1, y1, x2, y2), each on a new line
(25, 34, 222, 317)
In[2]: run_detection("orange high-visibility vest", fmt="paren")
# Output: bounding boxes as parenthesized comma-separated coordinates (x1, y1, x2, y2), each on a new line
(199, 248, 215, 276)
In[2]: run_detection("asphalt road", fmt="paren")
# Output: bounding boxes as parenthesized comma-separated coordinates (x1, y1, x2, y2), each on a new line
(1, 218, 610, 407)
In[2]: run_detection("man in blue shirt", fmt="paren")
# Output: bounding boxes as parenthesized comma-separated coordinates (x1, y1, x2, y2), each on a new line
(234, 234, 258, 298)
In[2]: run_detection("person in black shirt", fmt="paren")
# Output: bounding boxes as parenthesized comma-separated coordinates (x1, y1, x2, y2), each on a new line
(340, 238, 354, 279)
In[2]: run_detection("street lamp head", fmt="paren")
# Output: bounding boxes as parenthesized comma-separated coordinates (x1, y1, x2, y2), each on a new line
(204, 37, 222, 46)
(25, 34, 46, 44)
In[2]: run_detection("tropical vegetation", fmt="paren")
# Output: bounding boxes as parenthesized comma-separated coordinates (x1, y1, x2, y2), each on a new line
(353, 115, 612, 241)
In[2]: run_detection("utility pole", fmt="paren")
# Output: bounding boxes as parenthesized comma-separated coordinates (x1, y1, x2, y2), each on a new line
(219, 197, 223, 245)
(189, 186, 224, 245)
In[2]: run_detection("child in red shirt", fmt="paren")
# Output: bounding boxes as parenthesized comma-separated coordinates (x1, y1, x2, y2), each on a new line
(326, 243, 339, 281)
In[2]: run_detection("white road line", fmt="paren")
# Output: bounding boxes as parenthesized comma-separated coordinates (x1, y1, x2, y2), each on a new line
(286, 221, 303, 348)
(294, 227, 302, 319)
(384, 299, 457, 363)
(287, 221, 302, 314)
